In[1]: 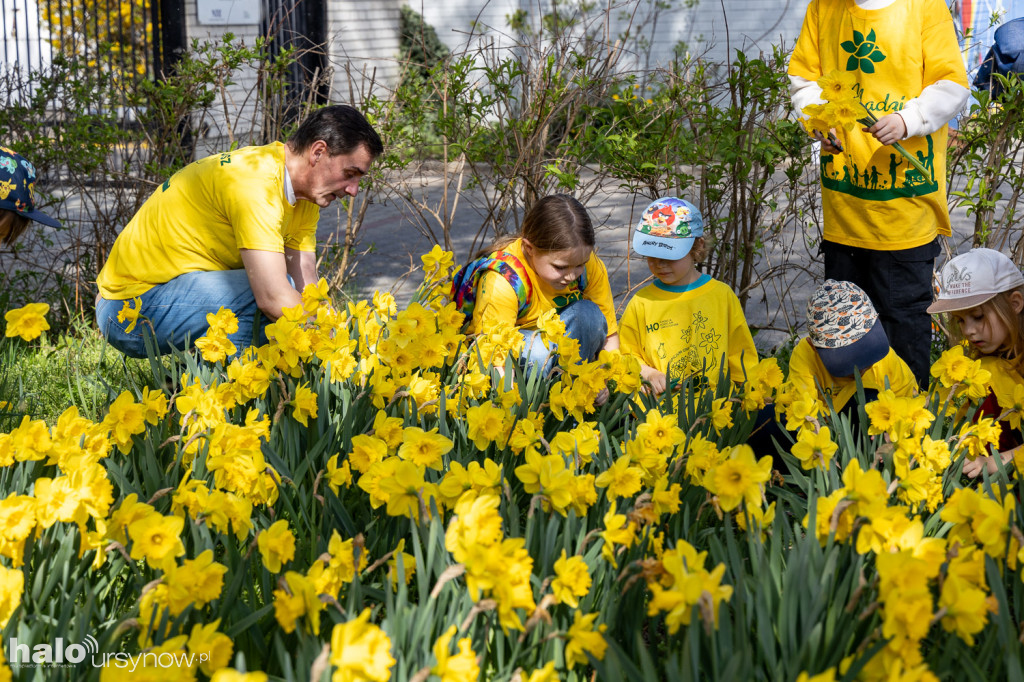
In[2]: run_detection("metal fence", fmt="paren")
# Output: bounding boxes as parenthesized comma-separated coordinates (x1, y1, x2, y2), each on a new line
(264, 0, 329, 113)
(0, 0, 173, 87)
(1, 0, 326, 129)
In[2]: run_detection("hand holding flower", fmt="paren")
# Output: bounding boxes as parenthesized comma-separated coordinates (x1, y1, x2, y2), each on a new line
(865, 113, 907, 146)
(802, 69, 930, 182)
(811, 128, 843, 154)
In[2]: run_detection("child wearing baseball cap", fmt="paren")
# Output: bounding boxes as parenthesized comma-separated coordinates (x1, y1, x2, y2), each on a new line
(619, 197, 757, 394)
(928, 248, 1024, 478)
(789, 279, 917, 412)
(0, 146, 60, 247)
(747, 279, 916, 472)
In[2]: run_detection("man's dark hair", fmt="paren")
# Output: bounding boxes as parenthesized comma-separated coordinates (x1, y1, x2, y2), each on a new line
(288, 105, 384, 158)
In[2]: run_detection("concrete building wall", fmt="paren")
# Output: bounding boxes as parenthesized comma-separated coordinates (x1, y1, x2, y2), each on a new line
(183, 0, 404, 147)
(327, 0, 403, 104)
(417, 0, 808, 68)
(184, 2, 265, 147)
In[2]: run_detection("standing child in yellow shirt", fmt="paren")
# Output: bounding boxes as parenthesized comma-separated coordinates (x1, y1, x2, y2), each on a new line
(788, 0, 969, 388)
(619, 197, 757, 394)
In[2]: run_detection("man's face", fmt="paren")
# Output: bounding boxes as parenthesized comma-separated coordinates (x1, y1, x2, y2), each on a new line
(303, 143, 374, 208)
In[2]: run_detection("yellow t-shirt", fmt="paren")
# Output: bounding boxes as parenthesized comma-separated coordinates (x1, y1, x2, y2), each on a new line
(979, 356, 1024, 410)
(467, 238, 618, 336)
(96, 142, 320, 299)
(788, 0, 968, 250)
(787, 337, 917, 411)
(618, 275, 757, 386)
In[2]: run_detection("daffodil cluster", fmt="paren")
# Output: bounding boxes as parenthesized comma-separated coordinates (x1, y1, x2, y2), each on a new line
(5, 245, 1024, 681)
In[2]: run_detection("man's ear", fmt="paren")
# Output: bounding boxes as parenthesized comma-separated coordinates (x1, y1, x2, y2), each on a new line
(1010, 290, 1024, 314)
(309, 140, 328, 165)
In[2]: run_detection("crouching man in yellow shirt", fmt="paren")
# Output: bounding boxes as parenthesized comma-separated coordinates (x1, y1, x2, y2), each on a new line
(95, 105, 383, 357)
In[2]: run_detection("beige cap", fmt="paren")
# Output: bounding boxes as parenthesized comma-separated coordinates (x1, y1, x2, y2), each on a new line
(928, 248, 1024, 314)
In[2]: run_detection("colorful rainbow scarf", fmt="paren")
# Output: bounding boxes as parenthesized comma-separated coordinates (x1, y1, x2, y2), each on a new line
(450, 251, 534, 321)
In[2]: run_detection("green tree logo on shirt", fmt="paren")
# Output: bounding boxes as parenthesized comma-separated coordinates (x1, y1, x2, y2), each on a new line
(842, 29, 886, 73)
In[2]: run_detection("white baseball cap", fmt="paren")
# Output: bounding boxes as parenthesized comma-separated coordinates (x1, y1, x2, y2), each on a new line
(632, 197, 703, 260)
(928, 248, 1024, 314)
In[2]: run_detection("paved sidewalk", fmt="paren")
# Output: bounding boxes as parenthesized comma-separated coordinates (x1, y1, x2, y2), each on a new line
(8, 162, 981, 353)
(318, 168, 980, 352)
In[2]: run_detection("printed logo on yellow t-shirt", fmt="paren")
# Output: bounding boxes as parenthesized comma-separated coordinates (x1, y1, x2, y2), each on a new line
(821, 26, 938, 203)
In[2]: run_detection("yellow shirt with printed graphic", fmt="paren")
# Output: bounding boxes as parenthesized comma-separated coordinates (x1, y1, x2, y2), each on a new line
(787, 337, 917, 411)
(97, 142, 320, 299)
(788, 0, 968, 250)
(618, 275, 757, 387)
(467, 238, 618, 336)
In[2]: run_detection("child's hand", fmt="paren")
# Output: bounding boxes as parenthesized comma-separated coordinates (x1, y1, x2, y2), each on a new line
(812, 129, 843, 154)
(864, 114, 907, 146)
(638, 366, 671, 393)
(963, 450, 1013, 478)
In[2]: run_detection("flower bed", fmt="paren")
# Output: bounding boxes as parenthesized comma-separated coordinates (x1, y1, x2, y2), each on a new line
(0, 250, 1021, 681)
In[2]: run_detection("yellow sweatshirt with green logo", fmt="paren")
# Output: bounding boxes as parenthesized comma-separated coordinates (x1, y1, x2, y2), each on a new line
(789, 0, 968, 250)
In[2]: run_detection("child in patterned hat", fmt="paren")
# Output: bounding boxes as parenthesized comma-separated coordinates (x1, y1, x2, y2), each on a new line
(619, 197, 757, 394)
(0, 146, 60, 247)
(788, 279, 917, 412)
(748, 279, 916, 472)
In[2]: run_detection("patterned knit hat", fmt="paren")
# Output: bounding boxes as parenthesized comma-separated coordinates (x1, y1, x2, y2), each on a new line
(807, 279, 890, 377)
(0, 146, 60, 228)
(632, 197, 703, 260)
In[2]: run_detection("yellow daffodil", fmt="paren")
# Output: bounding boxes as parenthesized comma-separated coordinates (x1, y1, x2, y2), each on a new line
(102, 390, 147, 454)
(290, 382, 318, 426)
(594, 454, 644, 501)
(187, 619, 234, 676)
(564, 611, 608, 667)
(816, 68, 858, 101)
(790, 425, 837, 470)
(398, 426, 454, 470)
(551, 549, 591, 608)
(431, 625, 479, 682)
(127, 512, 186, 569)
(257, 519, 296, 573)
(116, 297, 142, 333)
(465, 402, 509, 451)
(0, 564, 24, 629)
(272, 571, 319, 635)
(705, 445, 772, 512)
(329, 608, 395, 682)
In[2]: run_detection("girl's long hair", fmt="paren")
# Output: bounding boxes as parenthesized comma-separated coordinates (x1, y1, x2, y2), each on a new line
(950, 285, 1024, 373)
(0, 211, 30, 247)
(475, 194, 594, 258)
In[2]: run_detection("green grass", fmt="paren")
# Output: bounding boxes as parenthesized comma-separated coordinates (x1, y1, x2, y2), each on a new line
(0, 320, 153, 426)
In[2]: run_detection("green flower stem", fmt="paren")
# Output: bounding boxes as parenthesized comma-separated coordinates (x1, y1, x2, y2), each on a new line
(892, 141, 931, 178)
(858, 116, 931, 179)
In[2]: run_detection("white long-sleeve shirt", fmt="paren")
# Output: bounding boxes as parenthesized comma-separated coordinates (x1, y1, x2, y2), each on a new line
(789, 0, 969, 138)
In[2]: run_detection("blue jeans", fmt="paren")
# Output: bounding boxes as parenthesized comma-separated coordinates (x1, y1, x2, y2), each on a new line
(96, 269, 268, 358)
(519, 300, 608, 376)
